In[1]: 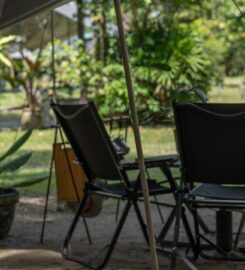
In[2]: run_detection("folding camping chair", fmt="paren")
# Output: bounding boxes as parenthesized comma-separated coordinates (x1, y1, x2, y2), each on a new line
(51, 101, 181, 269)
(172, 102, 245, 269)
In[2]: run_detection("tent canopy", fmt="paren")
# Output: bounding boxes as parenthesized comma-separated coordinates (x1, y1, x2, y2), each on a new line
(0, 0, 68, 30)
(2, 11, 76, 50)
(0, 1, 93, 50)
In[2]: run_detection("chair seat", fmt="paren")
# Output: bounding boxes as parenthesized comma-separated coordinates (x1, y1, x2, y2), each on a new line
(190, 184, 245, 200)
(92, 179, 172, 197)
(186, 184, 245, 208)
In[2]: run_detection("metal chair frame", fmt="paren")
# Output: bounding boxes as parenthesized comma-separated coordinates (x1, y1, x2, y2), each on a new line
(172, 102, 245, 269)
(52, 101, 183, 270)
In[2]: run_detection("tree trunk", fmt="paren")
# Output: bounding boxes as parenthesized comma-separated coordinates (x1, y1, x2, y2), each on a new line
(77, 0, 84, 42)
(77, 0, 88, 103)
(98, 0, 107, 66)
(27, 93, 40, 111)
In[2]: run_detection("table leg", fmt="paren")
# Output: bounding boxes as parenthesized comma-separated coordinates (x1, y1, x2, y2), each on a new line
(216, 210, 233, 252)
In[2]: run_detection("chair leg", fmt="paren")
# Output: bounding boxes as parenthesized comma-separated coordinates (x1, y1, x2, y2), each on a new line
(154, 195, 164, 223)
(157, 204, 197, 261)
(171, 193, 182, 270)
(158, 206, 177, 242)
(181, 207, 198, 259)
(193, 208, 200, 259)
(81, 213, 92, 244)
(63, 192, 89, 257)
(132, 200, 149, 245)
(98, 200, 133, 269)
(115, 199, 120, 223)
(186, 204, 210, 234)
(63, 196, 133, 270)
(234, 211, 245, 250)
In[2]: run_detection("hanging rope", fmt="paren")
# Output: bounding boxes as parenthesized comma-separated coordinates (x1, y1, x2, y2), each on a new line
(52, 105, 88, 120)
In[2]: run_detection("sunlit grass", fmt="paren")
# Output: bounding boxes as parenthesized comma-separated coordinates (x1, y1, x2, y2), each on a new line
(209, 76, 245, 103)
(0, 76, 244, 195)
(0, 92, 25, 107)
(0, 126, 176, 194)
(0, 129, 54, 195)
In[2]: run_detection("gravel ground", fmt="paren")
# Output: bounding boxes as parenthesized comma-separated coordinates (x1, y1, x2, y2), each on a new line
(1, 194, 245, 270)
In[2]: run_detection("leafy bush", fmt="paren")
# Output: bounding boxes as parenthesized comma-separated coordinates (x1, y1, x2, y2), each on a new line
(0, 130, 48, 189)
(128, 23, 212, 106)
(0, 130, 32, 189)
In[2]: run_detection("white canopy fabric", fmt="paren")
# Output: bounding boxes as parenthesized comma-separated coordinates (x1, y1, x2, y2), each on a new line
(1, 11, 76, 50)
(0, 0, 68, 30)
(55, 1, 76, 20)
(0, 1, 93, 50)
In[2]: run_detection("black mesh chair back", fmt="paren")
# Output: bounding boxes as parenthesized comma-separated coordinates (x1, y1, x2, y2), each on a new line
(173, 103, 245, 185)
(51, 102, 122, 181)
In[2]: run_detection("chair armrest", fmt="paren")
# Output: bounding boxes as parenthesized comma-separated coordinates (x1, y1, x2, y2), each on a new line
(121, 154, 179, 171)
(143, 154, 178, 164)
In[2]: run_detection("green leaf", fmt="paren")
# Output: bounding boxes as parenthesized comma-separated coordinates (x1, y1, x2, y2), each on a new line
(194, 89, 208, 103)
(0, 130, 32, 162)
(177, 90, 192, 102)
(0, 53, 13, 68)
(14, 174, 48, 188)
(0, 35, 16, 46)
(150, 62, 172, 71)
(0, 152, 32, 174)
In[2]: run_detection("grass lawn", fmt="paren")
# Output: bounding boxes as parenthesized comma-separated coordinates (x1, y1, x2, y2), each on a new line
(0, 125, 177, 195)
(0, 76, 244, 195)
(208, 76, 245, 103)
(0, 91, 25, 107)
(0, 129, 54, 195)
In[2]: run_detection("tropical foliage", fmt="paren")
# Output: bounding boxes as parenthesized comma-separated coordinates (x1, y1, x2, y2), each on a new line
(0, 130, 48, 188)
(0, 130, 32, 188)
(0, 36, 16, 71)
(4, 53, 45, 110)
(1, 0, 244, 120)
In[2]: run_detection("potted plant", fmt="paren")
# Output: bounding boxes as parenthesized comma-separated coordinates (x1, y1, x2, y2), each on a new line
(3, 42, 53, 129)
(4, 51, 46, 129)
(0, 130, 32, 239)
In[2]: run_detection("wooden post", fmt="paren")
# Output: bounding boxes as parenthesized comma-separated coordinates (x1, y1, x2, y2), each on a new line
(113, 1, 159, 269)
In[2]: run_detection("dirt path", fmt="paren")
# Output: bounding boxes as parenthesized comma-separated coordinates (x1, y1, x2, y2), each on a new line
(1, 195, 245, 270)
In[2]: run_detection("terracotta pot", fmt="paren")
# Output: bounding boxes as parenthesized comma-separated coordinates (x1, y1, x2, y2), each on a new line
(0, 188, 19, 239)
(67, 194, 103, 218)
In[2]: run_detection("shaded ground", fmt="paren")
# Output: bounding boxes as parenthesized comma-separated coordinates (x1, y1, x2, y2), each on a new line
(0, 112, 20, 131)
(1, 194, 245, 270)
(0, 249, 82, 270)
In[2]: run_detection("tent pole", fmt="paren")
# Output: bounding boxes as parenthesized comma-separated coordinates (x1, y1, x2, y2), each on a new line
(40, 10, 57, 243)
(0, 0, 5, 17)
(50, 10, 57, 101)
(113, 1, 159, 269)
(77, 0, 84, 41)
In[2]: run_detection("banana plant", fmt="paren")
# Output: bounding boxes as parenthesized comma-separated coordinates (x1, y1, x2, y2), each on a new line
(0, 130, 48, 189)
(0, 36, 15, 68)
(0, 130, 32, 187)
(3, 53, 44, 111)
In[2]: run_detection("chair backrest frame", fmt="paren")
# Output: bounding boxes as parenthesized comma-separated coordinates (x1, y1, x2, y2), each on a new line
(51, 101, 124, 182)
(173, 102, 245, 186)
